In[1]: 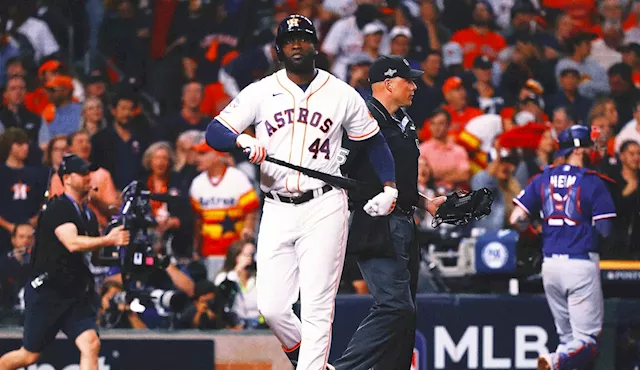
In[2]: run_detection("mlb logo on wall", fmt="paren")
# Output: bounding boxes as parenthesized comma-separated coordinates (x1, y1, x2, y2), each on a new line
(411, 330, 427, 370)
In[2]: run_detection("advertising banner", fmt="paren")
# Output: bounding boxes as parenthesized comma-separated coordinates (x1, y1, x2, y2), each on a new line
(331, 294, 558, 370)
(0, 338, 214, 370)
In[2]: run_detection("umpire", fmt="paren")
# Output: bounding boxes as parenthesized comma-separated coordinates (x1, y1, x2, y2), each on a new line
(0, 154, 129, 370)
(336, 55, 445, 370)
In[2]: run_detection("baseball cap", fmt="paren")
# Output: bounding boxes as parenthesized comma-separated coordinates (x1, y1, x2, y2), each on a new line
(368, 55, 423, 83)
(473, 55, 492, 69)
(523, 79, 544, 95)
(369, 55, 424, 83)
(87, 68, 108, 84)
(362, 22, 386, 36)
(192, 141, 219, 154)
(442, 76, 463, 95)
(559, 67, 580, 77)
(38, 59, 61, 77)
(389, 26, 412, 40)
(45, 75, 74, 90)
(442, 42, 463, 67)
(58, 154, 98, 177)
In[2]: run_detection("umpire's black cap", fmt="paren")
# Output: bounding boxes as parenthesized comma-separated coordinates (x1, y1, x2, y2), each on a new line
(58, 154, 98, 177)
(368, 55, 423, 84)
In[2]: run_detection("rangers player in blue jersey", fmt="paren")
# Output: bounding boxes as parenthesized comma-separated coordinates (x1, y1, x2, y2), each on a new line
(509, 125, 616, 370)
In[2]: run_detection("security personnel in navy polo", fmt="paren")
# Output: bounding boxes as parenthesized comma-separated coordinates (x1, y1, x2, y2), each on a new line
(335, 55, 446, 370)
(0, 154, 130, 370)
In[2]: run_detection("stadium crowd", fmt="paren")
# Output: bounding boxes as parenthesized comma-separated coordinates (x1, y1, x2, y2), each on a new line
(0, 0, 639, 331)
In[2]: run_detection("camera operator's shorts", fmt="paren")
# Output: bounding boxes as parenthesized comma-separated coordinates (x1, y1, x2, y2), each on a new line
(22, 283, 99, 353)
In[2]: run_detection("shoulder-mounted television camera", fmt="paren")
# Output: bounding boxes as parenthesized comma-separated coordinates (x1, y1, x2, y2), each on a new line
(95, 180, 171, 272)
(94, 181, 189, 317)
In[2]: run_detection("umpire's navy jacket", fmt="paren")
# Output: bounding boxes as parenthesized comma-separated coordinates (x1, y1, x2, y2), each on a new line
(341, 97, 420, 257)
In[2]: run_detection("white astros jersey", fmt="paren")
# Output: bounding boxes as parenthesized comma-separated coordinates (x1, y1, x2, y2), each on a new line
(215, 68, 379, 194)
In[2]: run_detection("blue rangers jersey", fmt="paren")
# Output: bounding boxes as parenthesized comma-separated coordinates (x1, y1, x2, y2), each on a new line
(513, 165, 616, 255)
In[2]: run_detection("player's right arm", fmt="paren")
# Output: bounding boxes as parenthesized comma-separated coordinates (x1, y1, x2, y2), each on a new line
(55, 224, 129, 253)
(510, 173, 543, 226)
(205, 83, 266, 164)
(591, 176, 617, 238)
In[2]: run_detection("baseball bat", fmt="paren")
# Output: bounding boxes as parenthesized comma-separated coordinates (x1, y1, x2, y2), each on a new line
(264, 156, 375, 192)
(263, 156, 439, 212)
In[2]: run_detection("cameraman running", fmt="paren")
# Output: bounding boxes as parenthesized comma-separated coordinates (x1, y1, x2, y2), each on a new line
(0, 154, 129, 370)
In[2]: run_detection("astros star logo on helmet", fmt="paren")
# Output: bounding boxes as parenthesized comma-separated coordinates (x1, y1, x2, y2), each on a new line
(287, 17, 300, 29)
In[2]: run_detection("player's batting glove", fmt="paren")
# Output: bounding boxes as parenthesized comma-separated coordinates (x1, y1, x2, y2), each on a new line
(236, 134, 267, 164)
(363, 186, 398, 217)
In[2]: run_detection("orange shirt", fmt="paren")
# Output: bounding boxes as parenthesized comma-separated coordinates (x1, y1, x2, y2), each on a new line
(450, 27, 507, 69)
(190, 167, 259, 257)
(542, 0, 596, 31)
(25, 88, 49, 116)
(633, 71, 640, 88)
(200, 82, 232, 118)
(417, 105, 483, 141)
(444, 105, 483, 138)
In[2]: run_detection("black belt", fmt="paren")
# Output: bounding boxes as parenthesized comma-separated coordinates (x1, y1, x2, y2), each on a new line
(265, 185, 333, 205)
(393, 205, 415, 217)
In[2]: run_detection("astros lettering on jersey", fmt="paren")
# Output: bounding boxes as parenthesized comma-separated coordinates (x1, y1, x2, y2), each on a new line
(190, 166, 260, 257)
(215, 68, 380, 194)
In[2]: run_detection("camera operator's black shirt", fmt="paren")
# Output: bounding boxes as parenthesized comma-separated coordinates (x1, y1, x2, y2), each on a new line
(32, 195, 99, 298)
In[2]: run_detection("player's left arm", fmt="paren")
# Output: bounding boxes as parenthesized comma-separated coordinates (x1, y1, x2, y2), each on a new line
(342, 91, 397, 216)
(591, 177, 617, 238)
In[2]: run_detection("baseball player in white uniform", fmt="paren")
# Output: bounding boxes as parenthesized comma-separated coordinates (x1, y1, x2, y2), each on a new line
(205, 14, 399, 370)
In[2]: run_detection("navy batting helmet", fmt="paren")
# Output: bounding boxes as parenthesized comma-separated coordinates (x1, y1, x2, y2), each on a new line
(556, 125, 594, 158)
(275, 15, 319, 54)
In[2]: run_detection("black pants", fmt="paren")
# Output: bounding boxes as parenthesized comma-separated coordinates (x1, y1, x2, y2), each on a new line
(23, 282, 99, 353)
(334, 213, 419, 370)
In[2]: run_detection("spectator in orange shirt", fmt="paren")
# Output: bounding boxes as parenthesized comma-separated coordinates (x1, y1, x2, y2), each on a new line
(427, 76, 482, 140)
(419, 109, 471, 192)
(450, 1, 507, 69)
(189, 141, 259, 280)
(542, 0, 596, 31)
